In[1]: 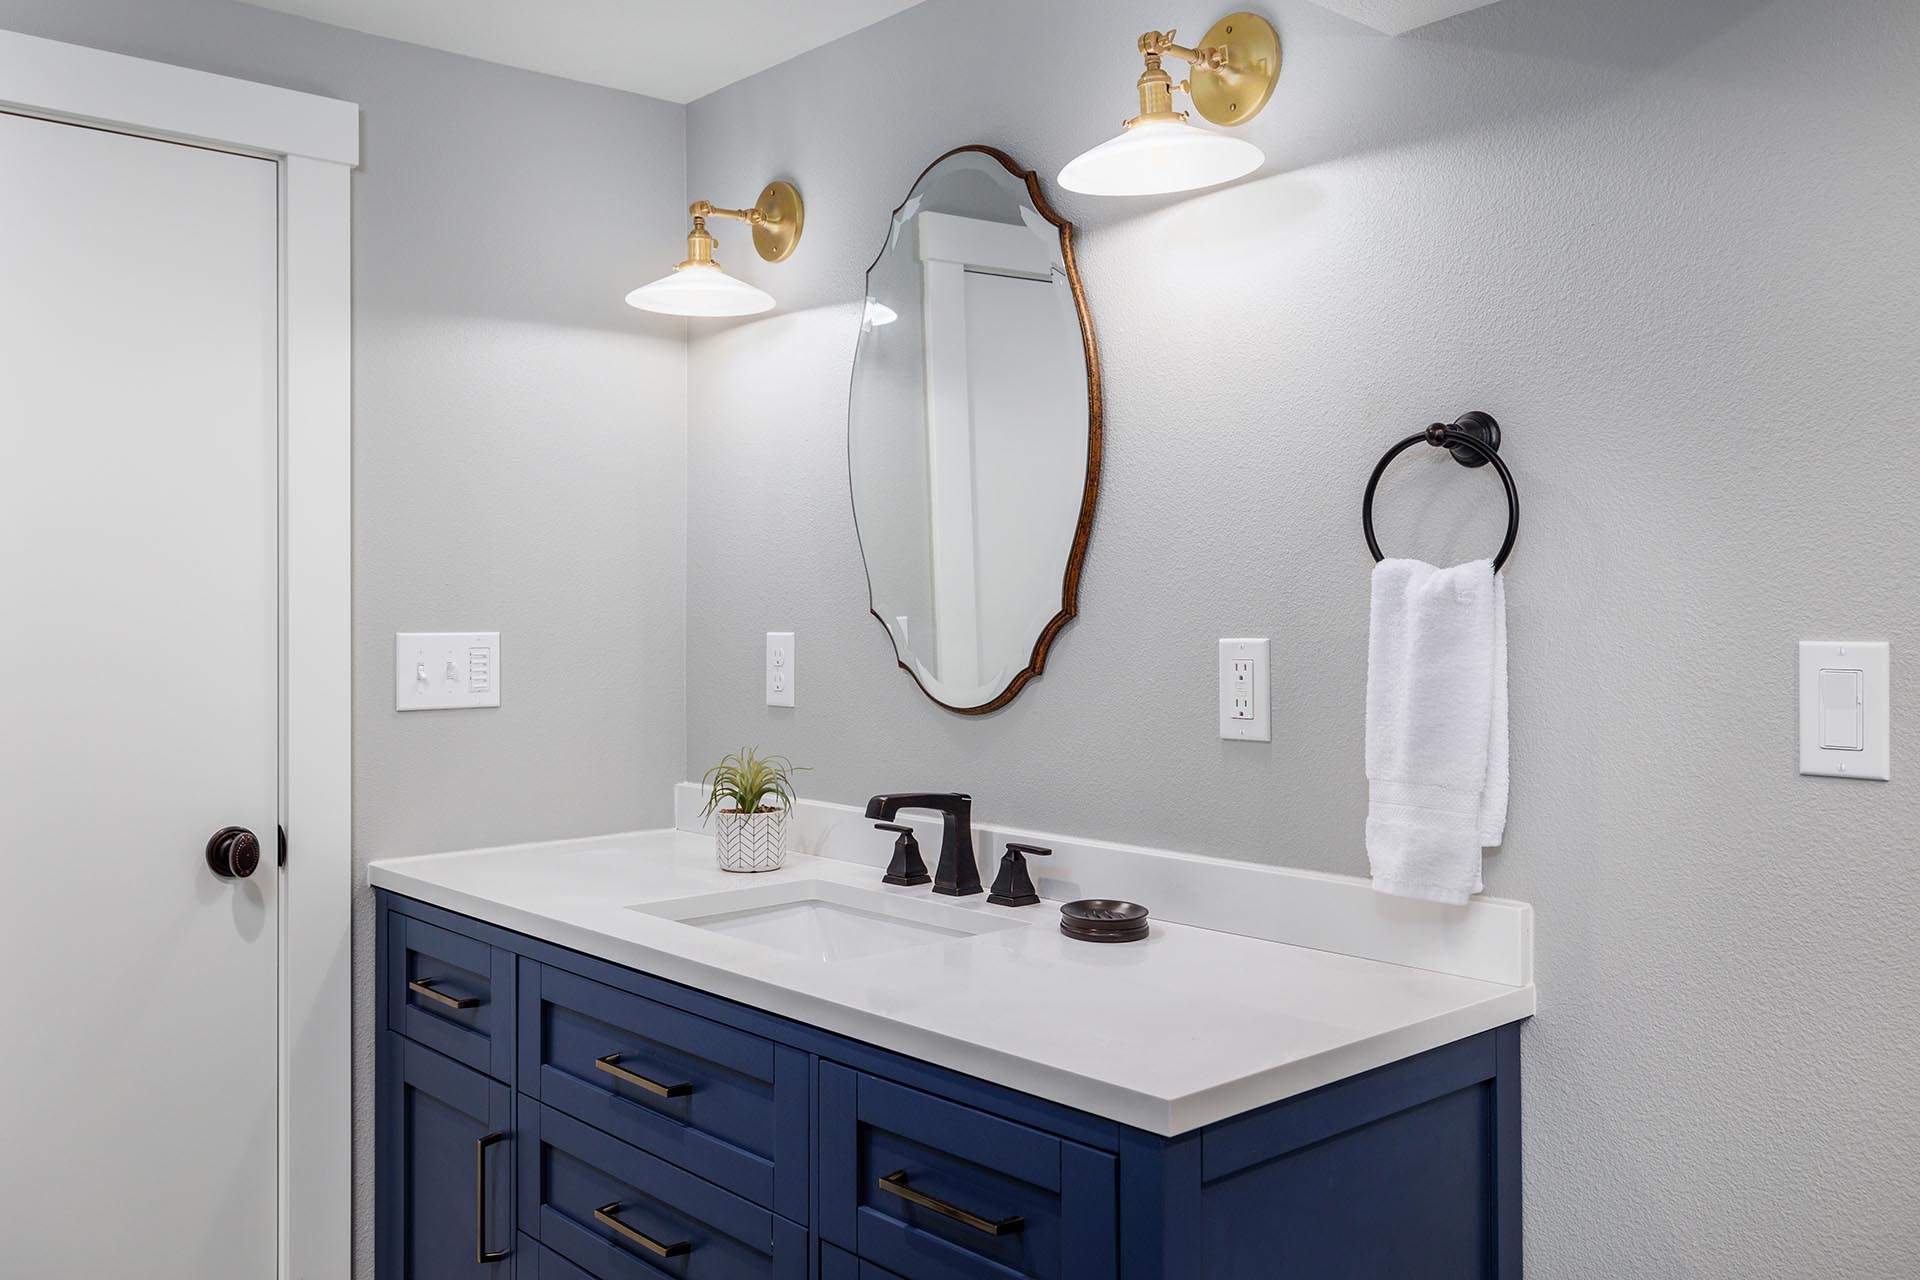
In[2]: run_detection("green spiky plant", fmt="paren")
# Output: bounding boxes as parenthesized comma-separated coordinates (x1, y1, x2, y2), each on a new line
(700, 747, 805, 817)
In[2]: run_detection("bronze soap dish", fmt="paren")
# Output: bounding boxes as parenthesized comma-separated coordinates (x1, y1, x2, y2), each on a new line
(1060, 899, 1149, 944)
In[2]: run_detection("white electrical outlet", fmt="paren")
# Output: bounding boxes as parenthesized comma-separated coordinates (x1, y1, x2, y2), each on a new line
(1218, 639, 1270, 741)
(766, 631, 796, 707)
(395, 632, 500, 710)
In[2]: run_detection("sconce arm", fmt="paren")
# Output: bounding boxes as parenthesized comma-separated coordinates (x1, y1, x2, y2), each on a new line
(690, 199, 763, 226)
(1138, 29, 1228, 72)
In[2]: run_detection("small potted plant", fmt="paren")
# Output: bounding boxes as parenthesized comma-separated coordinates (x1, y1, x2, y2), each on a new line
(700, 746, 804, 873)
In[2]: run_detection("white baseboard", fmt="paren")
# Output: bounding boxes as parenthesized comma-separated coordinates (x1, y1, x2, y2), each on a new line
(674, 784, 1531, 988)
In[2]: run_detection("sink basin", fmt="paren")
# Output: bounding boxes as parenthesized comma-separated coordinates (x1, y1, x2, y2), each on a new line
(630, 879, 1022, 962)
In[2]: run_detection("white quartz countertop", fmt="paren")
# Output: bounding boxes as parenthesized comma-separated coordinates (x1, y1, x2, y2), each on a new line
(369, 829, 1534, 1135)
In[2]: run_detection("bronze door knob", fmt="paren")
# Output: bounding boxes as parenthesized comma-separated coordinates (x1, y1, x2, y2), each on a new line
(206, 826, 261, 879)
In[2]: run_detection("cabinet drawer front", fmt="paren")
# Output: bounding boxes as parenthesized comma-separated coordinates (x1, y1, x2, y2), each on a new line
(519, 963, 806, 1220)
(819, 1065, 1117, 1280)
(387, 908, 515, 1080)
(519, 1101, 806, 1280)
(377, 1035, 515, 1279)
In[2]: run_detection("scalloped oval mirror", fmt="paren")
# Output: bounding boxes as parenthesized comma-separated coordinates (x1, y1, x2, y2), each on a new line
(848, 146, 1101, 714)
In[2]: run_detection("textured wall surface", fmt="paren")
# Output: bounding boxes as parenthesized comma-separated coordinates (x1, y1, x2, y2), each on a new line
(0, 3, 689, 1275)
(686, 0, 1920, 1274)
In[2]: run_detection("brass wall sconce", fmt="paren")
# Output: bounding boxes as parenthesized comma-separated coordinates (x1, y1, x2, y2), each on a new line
(1058, 11, 1280, 196)
(625, 180, 804, 317)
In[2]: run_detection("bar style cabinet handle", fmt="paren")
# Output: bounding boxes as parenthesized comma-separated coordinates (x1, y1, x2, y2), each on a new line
(475, 1132, 508, 1264)
(594, 1052, 692, 1098)
(408, 977, 480, 1010)
(877, 1169, 1025, 1237)
(595, 1202, 691, 1258)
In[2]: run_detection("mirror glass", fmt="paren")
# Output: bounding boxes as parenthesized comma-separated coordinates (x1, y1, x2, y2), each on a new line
(849, 147, 1100, 714)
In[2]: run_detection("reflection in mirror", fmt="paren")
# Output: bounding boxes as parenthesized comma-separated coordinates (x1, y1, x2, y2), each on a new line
(849, 147, 1101, 714)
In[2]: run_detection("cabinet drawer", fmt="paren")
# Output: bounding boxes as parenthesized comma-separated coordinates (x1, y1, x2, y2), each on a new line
(519, 963, 807, 1220)
(387, 907, 516, 1081)
(819, 1065, 1117, 1280)
(519, 1101, 806, 1280)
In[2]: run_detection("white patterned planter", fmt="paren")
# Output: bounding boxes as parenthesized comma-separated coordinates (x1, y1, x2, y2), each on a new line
(714, 808, 789, 873)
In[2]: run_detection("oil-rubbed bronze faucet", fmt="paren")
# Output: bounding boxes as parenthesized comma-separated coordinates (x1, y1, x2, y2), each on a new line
(863, 793, 980, 896)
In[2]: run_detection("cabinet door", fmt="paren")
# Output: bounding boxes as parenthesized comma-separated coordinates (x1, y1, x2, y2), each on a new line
(379, 1031, 516, 1279)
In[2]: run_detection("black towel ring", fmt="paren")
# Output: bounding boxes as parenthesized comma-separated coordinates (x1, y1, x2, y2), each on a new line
(1362, 411, 1519, 572)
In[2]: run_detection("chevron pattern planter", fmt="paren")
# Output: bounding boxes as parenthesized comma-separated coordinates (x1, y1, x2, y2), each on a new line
(714, 808, 789, 873)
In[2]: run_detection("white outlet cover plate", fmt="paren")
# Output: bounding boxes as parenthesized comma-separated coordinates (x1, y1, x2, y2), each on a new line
(1798, 641, 1889, 780)
(1219, 638, 1271, 742)
(395, 632, 500, 711)
(766, 631, 795, 708)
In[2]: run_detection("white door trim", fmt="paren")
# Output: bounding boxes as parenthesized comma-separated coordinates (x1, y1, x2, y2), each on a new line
(0, 29, 356, 1280)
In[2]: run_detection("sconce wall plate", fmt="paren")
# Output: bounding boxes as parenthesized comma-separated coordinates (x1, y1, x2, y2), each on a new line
(749, 180, 804, 262)
(1187, 13, 1280, 127)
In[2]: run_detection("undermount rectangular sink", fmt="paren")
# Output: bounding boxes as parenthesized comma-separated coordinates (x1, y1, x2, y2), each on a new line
(630, 879, 1022, 962)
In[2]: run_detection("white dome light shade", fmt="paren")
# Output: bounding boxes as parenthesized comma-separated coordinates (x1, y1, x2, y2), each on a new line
(1057, 118, 1263, 196)
(624, 262, 774, 317)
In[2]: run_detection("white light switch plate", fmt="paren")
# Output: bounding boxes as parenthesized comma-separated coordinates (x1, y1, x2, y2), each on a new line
(1219, 638, 1271, 741)
(395, 632, 500, 711)
(766, 632, 795, 708)
(1799, 641, 1889, 780)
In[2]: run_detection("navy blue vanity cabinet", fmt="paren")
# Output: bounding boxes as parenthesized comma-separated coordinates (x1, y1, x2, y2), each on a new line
(378, 890, 1523, 1280)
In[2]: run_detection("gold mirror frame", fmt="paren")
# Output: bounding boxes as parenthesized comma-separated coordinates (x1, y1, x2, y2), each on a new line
(849, 145, 1104, 716)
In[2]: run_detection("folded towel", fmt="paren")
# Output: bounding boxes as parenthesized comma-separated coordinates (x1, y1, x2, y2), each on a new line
(1365, 558, 1509, 904)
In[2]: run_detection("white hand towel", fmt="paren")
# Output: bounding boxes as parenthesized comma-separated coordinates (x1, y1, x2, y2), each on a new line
(1365, 558, 1509, 904)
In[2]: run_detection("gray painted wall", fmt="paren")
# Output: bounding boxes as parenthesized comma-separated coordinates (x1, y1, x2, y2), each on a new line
(0, 2, 689, 1274)
(687, 0, 1920, 1275)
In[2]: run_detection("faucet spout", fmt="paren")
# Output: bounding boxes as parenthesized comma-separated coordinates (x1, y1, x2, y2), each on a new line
(862, 793, 980, 896)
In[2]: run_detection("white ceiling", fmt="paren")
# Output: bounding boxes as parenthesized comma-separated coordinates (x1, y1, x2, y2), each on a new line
(235, 0, 932, 103)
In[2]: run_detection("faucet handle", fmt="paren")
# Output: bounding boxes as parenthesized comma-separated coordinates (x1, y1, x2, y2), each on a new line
(988, 842, 1050, 906)
(876, 822, 931, 887)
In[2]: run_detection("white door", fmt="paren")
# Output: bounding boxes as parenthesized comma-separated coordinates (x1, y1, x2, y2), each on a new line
(0, 110, 281, 1276)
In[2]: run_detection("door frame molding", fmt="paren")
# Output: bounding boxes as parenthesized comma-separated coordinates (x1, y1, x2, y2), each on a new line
(0, 30, 357, 1279)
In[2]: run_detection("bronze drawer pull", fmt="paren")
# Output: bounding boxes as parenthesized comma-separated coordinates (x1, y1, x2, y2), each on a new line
(475, 1132, 508, 1264)
(594, 1052, 692, 1099)
(408, 978, 480, 1010)
(877, 1169, 1025, 1237)
(595, 1202, 691, 1258)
